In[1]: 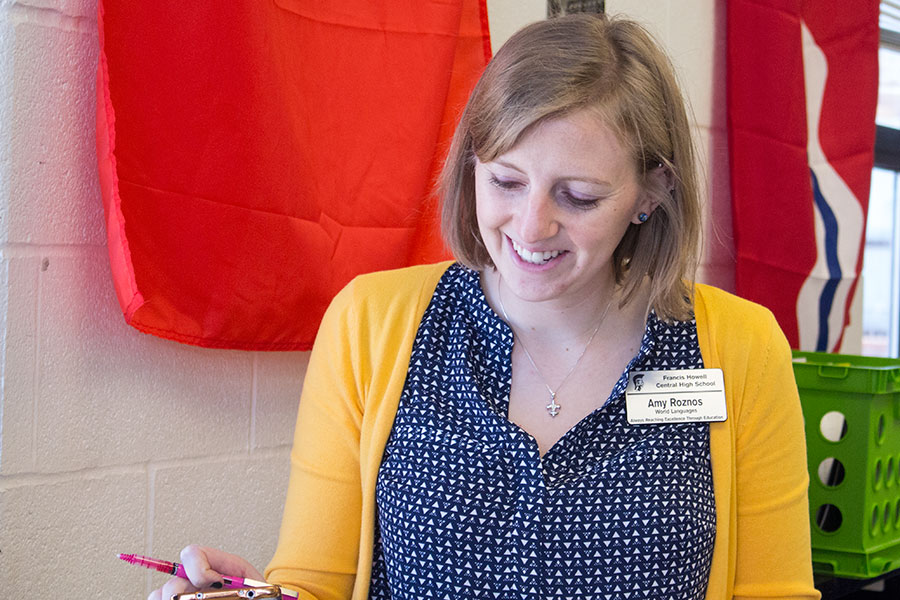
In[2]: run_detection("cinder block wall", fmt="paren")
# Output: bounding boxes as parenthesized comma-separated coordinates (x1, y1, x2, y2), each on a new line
(0, 1, 729, 597)
(0, 3, 307, 596)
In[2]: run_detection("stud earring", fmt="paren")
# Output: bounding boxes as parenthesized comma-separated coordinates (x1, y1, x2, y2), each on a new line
(638, 212, 649, 223)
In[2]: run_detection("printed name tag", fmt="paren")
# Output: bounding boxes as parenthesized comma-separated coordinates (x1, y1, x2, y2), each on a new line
(625, 368, 727, 424)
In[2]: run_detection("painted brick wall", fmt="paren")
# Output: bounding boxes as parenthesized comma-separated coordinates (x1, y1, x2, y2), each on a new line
(0, 3, 306, 595)
(0, 1, 733, 597)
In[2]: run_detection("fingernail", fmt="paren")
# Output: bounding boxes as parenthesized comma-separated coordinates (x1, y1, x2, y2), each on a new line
(211, 582, 223, 589)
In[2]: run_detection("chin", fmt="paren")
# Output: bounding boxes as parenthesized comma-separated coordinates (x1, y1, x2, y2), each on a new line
(500, 271, 569, 301)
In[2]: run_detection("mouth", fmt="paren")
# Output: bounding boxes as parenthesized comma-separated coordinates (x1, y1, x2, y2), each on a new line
(510, 238, 564, 265)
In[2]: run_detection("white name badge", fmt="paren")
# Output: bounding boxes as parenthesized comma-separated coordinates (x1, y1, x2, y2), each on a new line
(625, 368, 727, 425)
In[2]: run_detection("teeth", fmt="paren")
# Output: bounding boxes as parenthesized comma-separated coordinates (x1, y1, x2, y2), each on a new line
(512, 240, 561, 264)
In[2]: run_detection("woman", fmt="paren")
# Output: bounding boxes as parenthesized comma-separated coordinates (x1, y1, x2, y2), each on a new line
(152, 13, 819, 600)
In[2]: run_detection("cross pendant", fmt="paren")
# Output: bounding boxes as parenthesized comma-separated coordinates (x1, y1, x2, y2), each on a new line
(546, 393, 561, 417)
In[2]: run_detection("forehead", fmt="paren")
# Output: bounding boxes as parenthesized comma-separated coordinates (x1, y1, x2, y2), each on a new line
(492, 108, 636, 176)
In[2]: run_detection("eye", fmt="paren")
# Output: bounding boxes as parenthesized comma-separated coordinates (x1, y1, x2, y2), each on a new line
(559, 189, 600, 209)
(488, 175, 523, 191)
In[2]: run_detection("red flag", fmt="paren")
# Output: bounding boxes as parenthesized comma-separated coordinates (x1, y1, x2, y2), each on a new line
(97, 1, 491, 350)
(727, 0, 878, 350)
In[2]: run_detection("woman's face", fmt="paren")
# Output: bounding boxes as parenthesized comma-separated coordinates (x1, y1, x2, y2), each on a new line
(474, 108, 655, 307)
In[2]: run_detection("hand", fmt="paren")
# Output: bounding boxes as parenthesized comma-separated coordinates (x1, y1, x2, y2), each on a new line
(148, 545, 264, 600)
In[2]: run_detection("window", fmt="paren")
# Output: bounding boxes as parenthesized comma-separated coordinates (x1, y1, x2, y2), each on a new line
(861, 4, 900, 357)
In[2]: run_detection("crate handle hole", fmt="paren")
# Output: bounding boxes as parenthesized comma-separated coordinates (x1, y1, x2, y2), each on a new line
(820, 411, 847, 442)
(816, 504, 843, 533)
(877, 414, 886, 445)
(812, 561, 836, 575)
(887, 457, 895, 488)
(816, 364, 850, 379)
(817, 457, 845, 487)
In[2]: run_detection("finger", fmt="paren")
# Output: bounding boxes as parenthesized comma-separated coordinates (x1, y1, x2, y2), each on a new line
(204, 546, 264, 581)
(180, 544, 225, 588)
(182, 545, 264, 582)
(159, 575, 195, 600)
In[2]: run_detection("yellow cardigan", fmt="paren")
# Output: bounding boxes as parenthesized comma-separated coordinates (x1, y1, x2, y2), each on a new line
(266, 262, 820, 600)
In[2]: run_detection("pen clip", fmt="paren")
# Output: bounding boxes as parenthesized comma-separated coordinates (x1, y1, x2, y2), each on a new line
(172, 586, 282, 600)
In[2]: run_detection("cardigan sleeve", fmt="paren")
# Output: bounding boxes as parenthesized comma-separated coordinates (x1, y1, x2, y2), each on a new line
(263, 262, 451, 600)
(264, 280, 365, 600)
(714, 298, 820, 599)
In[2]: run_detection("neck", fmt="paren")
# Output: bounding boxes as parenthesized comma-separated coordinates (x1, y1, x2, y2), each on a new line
(484, 269, 645, 345)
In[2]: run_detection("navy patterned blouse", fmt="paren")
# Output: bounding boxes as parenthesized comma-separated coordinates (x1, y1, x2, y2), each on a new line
(370, 264, 715, 599)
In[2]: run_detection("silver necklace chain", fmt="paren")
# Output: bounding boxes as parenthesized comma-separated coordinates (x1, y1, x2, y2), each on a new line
(496, 277, 614, 418)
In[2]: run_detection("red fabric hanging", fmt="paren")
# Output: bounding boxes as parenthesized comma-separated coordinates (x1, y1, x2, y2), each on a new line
(96, 1, 491, 350)
(727, 0, 878, 350)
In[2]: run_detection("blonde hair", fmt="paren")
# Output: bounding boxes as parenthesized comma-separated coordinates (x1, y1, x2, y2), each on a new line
(440, 13, 701, 321)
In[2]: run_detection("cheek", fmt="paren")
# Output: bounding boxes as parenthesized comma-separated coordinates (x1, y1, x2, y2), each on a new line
(474, 187, 502, 235)
(572, 215, 632, 257)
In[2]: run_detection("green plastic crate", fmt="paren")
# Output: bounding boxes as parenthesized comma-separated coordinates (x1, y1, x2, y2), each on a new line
(792, 351, 900, 579)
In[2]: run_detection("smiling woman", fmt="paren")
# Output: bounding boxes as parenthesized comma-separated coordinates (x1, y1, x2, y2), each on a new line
(441, 15, 701, 324)
(470, 109, 665, 446)
(472, 110, 653, 305)
(153, 13, 820, 600)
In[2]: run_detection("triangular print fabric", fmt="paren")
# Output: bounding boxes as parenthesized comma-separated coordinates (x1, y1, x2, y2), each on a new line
(96, 0, 490, 350)
(370, 265, 715, 598)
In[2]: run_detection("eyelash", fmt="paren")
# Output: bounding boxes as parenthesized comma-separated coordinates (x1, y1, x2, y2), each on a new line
(560, 191, 599, 209)
(488, 176, 521, 191)
(488, 176, 599, 210)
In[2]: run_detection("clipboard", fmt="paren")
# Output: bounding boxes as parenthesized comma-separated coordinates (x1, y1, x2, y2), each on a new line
(173, 586, 282, 599)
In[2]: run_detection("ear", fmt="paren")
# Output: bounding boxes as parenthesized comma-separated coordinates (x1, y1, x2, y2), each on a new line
(631, 163, 674, 225)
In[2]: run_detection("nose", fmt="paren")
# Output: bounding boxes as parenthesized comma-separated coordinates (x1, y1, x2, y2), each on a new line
(517, 190, 559, 243)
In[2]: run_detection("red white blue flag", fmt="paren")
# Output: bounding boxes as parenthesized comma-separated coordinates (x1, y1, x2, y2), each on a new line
(727, 0, 879, 351)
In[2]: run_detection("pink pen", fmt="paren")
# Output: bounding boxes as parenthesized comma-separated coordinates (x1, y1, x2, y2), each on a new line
(118, 553, 299, 599)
